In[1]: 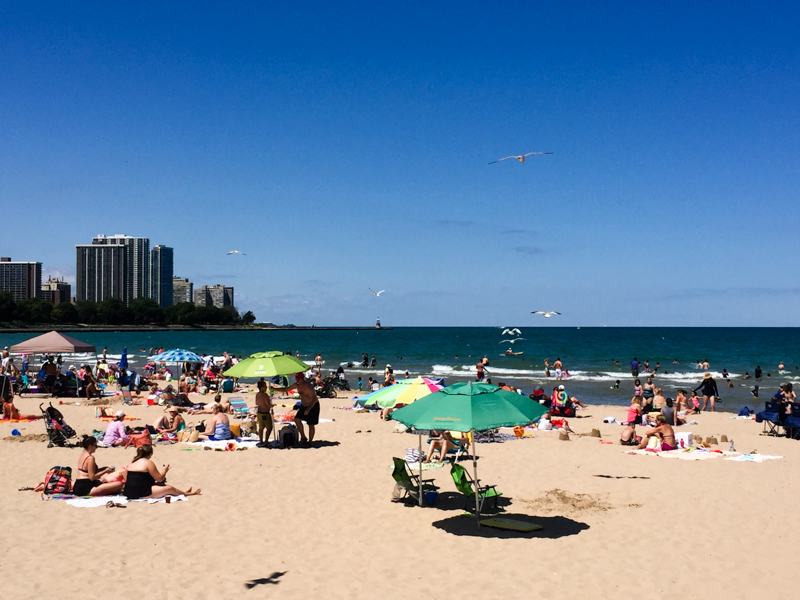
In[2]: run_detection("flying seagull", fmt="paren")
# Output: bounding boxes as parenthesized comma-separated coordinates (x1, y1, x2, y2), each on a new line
(227, 250, 246, 255)
(532, 311, 560, 318)
(489, 152, 553, 164)
(501, 328, 522, 336)
(369, 288, 385, 297)
(499, 338, 526, 344)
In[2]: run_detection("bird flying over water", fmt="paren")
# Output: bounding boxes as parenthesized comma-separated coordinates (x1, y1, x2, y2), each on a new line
(501, 328, 522, 336)
(489, 152, 553, 164)
(532, 311, 560, 318)
(369, 288, 385, 297)
(499, 338, 526, 344)
(227, 250, 246, 255)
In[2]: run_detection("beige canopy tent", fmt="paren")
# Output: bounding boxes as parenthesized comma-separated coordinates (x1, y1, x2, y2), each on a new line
(10, 331, 96, 354)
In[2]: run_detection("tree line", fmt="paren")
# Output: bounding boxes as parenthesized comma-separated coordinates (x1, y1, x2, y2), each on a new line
(0, 293, 256, 326)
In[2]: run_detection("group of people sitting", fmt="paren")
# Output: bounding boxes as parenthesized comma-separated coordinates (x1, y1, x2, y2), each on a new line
(529, 384, 586, 418)
(619, 387, 706, 450)
(72, 435, 200, 499)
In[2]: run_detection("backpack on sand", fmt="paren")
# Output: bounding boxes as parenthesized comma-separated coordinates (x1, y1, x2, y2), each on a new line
(43, 466, 72, 495)
(279, 424, 298, 448)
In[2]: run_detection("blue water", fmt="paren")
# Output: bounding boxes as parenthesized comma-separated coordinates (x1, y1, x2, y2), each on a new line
(3, 327, 797, 411)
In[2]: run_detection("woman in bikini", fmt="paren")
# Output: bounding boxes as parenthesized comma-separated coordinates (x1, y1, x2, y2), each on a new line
(73, 435, 125, 496)
(635, 415, 677, 451)
(123, 445, 200, 500)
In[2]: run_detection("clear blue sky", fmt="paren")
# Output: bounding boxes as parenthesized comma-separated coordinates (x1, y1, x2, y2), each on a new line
(2, 1, 798, 326)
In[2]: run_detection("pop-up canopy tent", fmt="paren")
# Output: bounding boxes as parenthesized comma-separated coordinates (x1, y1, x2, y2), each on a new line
(10, 331, 96, 354)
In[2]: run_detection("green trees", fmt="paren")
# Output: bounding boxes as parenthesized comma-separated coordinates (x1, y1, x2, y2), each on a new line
(0, 294, 253, 326)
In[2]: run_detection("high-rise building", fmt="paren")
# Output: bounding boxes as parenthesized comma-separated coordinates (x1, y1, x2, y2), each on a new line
(194, 284, 234, 309)
(41, 277, 71, 305)
(75, 244, 128, 302)
(90, 234, 150, 303)
(149, 245, 174, 308)
(172, 277, 193, 304)
(0, 257, 43, 301)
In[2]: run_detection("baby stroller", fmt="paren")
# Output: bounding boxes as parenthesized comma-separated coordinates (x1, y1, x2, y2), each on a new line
(40, 403, 78, 448)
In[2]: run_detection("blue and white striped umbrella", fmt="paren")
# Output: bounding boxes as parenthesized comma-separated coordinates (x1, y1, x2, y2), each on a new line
(148, 349, 204, 363)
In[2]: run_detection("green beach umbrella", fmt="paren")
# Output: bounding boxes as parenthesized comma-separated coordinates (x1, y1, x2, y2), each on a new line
(389, 382, 547, 519)
(223, 351, 310, 378)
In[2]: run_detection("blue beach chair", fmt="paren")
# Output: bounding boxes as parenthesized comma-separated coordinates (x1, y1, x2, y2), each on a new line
(755, 401, 783, 437)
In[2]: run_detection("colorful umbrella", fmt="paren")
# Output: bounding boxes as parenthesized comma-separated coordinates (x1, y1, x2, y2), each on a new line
(356, 378, 415, 407)
(383, 377, 443, 409)
(390, 382, 547, 518)
(223, 351, 310, 378)
(149, 349, 204, 363)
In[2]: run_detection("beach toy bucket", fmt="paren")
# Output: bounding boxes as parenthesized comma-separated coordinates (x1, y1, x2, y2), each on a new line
(147, 398, 155, 405)
(424, 490, 439, 506)
(11, 429, 21, 436)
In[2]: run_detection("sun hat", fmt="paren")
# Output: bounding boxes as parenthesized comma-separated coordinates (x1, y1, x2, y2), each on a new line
(703, 372, 712, 379)
(167, 406, 178, 413)
(558, 384, 565, 390)
(115, 410, 125, 418)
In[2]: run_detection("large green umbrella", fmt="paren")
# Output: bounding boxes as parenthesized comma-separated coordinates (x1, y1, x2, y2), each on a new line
(390, 382, 547, 519)
(223, 351, 310, 378)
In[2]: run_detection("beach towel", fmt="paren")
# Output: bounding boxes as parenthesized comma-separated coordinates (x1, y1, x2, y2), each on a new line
(183, 439, 260, 451)
(724, 454, 782, 462)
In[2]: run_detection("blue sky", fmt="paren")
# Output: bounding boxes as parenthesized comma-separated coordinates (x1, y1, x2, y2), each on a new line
(2, 1, 798, 326)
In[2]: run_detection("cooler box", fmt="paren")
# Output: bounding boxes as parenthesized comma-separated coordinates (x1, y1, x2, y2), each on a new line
(675, 432, 693, 449)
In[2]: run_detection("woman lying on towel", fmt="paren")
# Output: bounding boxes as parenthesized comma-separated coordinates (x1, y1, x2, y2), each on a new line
(73, 435, 126, 497)
(635, 415, 677, 451)
(123, 444, 200, 500)
(197, 404, 232, 441)
(2, 399, 40, 421)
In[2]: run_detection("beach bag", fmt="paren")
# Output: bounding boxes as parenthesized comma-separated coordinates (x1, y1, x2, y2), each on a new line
(279, 424, 298, 448)
(43, 466, 72, 495)
(405, 448, 425, 463)
(125, 429, 152, 448)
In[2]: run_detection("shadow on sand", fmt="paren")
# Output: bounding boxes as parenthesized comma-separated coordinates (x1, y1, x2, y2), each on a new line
(432, 513, 590, 539)
(245, 571, 287, 589)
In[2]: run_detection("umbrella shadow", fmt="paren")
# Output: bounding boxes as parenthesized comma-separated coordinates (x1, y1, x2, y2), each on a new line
(432, 513, 590, 539)
(245, 571, 287, 589)
(431, 491, 511, 513)
(593, 474, 651, 480)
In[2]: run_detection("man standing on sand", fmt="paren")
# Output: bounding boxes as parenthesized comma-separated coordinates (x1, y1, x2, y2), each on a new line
(553, 357, 563, 380)
(43, 356, 58, 394)
(275, 372, 320, 444)
(255, 381, 273, 444)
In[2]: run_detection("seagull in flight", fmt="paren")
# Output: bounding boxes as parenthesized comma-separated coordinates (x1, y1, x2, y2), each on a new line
(499, 338, 526, 344)
(501, 328, 522, 336)
(227, 250, 246, 255)
(532, 311, 560, 318)
(369, 288, 385, 297)
(489, 152, 553, 164)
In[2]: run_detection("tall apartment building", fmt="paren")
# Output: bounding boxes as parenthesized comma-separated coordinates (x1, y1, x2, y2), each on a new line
(75, 243, 128, 302)
(0, 257, 42, 301)
(41, 277, 71, 305)
(172, 277, 193, 304)
(149, 245, 174, 308)
(92, 235, 150, 301)
(194, 284, 234, 309)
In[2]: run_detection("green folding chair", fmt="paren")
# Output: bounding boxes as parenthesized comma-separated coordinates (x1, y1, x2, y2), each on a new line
(391, 457, 438, 502)
(450, 462, 501, 512)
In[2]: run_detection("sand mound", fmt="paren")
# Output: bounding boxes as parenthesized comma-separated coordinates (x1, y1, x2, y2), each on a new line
(522, 488, 613, 514)
(3, 434, 49, 443)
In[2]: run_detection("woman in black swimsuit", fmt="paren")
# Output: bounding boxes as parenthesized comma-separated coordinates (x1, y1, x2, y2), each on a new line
(123, 445, 201, 500)
(73, 436, 125, 497)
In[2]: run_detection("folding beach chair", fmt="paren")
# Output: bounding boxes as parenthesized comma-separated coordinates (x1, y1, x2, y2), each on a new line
(783, 403, 800, 440)
(755, 401, 784, 436)
(228, 397, 250, 418)
(450, 462, 501, 513)
(391, 457, 438, 502)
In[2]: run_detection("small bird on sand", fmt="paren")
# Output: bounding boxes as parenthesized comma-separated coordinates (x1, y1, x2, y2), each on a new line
(369, 288, 385, 296)
(489, 152, 553, 164)
(532, 311, 560, 318)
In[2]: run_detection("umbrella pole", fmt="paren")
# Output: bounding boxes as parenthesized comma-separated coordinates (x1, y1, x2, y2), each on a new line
(472, 428, 480, 527)
(418, 433, 423, 506)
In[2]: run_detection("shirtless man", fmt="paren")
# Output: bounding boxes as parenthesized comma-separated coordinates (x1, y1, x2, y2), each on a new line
(636, 415, 676, 451)
(43, 357, 58, 394)
(275, 372, 320, 443)
(553, 357, 563, 380)
(255, 381, 273, 443)
(475, 357, 488, 381)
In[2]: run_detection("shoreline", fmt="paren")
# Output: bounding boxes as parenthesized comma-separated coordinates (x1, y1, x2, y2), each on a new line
(0, 325, 394, 333)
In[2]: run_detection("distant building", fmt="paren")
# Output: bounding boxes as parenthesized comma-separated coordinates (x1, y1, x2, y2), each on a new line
(194, 284, 234, 309)
(172, 276, 193, 304)
(41, 277, 71, 305)
(79, 234, 150, 304)
(75, 243, 128, 303)
(0, 257, 43, 301)
(149, 245, 174, 308)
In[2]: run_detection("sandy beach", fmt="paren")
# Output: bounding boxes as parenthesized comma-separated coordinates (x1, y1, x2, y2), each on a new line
(0, 390, 796, 600)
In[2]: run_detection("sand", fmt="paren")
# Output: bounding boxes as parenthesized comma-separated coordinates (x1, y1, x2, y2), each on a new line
(0, 391, 795, 599)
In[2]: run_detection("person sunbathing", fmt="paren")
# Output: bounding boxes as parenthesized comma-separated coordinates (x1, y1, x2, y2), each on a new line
(197, 404, 232, 440)
(123, 445, 200, 500)
(153, 406, 185, 433)
(73, 435, 125, 496)
(424, 430, 454, 463)
(635, 415, 676, 451)
(2, 399, 39, 421)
